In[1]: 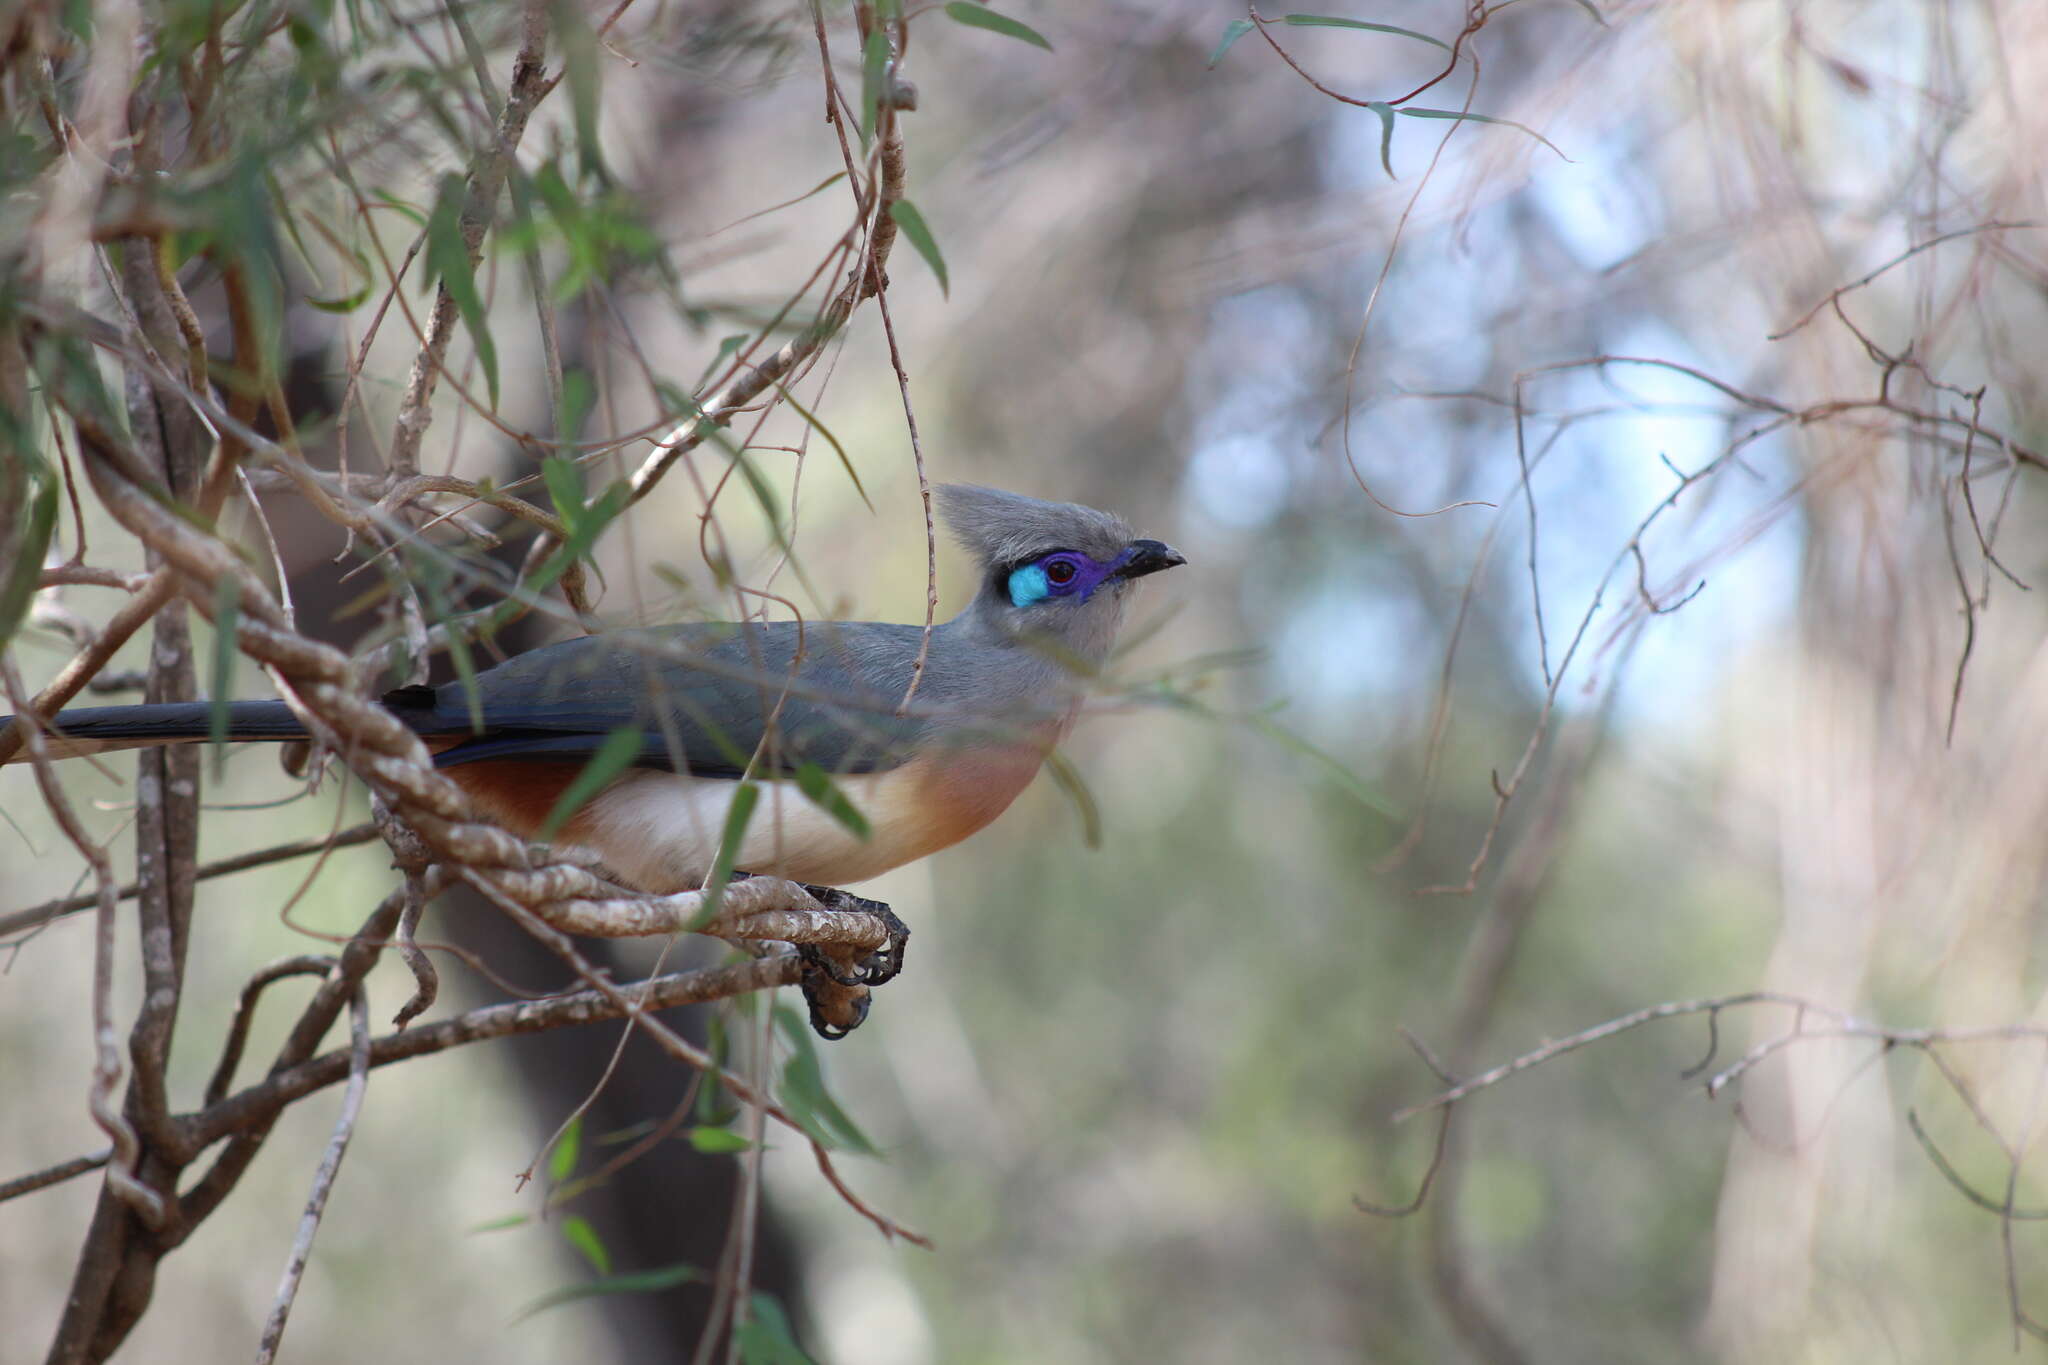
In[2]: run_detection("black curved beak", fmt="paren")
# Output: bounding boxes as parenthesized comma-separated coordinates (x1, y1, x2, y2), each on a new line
(1115, 539, 1187, 581)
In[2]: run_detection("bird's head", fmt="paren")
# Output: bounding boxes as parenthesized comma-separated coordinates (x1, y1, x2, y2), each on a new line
(938, 484, 1186, 662)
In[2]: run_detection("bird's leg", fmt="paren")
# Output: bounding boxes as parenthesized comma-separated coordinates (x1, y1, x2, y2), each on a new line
(796, 884, 910, 989)
(721, 875, 911, 1038)
(799, 961, 870, 1042)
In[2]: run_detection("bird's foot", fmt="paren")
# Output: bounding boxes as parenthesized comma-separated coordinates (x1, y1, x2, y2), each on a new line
(726, 874, 910, 1039)
(798, 884, 911, 988)
(798, 957, 871, 1041)
(789, 886, 910, 1040)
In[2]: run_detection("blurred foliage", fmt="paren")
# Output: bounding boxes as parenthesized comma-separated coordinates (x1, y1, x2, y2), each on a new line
(8, 0, 2048, 1362)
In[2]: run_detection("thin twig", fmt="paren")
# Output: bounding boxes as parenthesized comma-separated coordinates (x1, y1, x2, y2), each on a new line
(0, 663, 162, 1227)
(252, 985, 372, 1365)
(0, 822, 383, 939)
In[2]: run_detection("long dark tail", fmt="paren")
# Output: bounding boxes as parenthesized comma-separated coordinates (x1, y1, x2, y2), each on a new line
(0, 701, 309, 762)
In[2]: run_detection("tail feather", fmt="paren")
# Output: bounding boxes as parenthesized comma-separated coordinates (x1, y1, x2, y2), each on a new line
(0, 701, 307, 762)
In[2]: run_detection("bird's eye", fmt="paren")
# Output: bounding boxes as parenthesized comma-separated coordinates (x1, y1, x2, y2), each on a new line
(1044, 558, 1078, 586)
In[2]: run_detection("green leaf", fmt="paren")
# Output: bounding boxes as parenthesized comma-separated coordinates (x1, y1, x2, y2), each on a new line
(369, 189, 429, 228)
(560, 1214, 610, 1276)
(1395, 106, 1570, 161)
(421, 564, 486, 733)
(1365, 100, 1398, 178)
(770, 384, 871, 512)
(1041, 751, 1102, 849)
(548, 1115, 583, 1184)
(536, 727, 646, 842)
(558, 368, 596, 449)
(688, 1126, 756, 1155)
(730, 451, 785, 540)
(514, 1263, 703, 1322)
(690, 781, 760, 929)
(291, 210, 375, 313)
(304, 282, 373, 314)
(773, 1005, 879, 1155)
(557, 0, 604, 177)
(1208, 18, 1254, 67)
(794, 762, 872, 840)
(695, 334, 749, 391)
(0, 436, 57, 654)
(1245, 713, 1401, 818)
(888, 199, 948, 297)
(735, 1293, 817, 1365)
(858, 29, 890, 146)
(942, 2, 1051, 50)
(490, 479, 629, 633)
(468, 1213, 531, 1233)
(424, 173, 499, 408)
(697, 1016, 734, 1125)
(208, 578, 241, 774)
(541, 455, 586, 532)
(1281, 14, 1449, 50)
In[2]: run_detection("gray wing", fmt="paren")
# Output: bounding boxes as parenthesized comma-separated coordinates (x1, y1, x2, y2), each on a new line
(386, 622, 936, 778)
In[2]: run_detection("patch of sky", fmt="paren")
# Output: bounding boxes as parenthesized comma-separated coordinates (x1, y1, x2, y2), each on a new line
(1180, 286, 1323, 533)
(1268, 575, 1438, 748)
(1527, 130, 1661, 273)
(1501, 323, 1805, 729)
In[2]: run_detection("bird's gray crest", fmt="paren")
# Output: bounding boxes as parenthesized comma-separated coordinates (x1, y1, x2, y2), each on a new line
(935, 484, 1137, 569)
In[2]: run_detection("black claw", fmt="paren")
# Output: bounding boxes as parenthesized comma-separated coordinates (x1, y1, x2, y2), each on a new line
(799, 954, 870, 1040)
(798, 884, 911, 987)
(775, 882, 916, 1038)
(796, 940, 866, 988)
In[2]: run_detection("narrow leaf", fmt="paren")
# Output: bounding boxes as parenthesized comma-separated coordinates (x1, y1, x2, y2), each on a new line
(514, 1264, 703, 1322)
(1281, 14, 1449, 50)
(548, 1115, 583, 1183)
(695, 334, 748, 390)
(888, 199, 948, 296)
(1246, 713, 1401, 818)
(1041, 751, 1102, 849)
(304, 283, 373, 314)
(541, 455, 587, 534)
(773, 1005, 879, 1155)
(735, 1293, 817, 1365)
(1395, 106, 1570, 161)
(468, 1213, 531, 1233)
(560, 1214, 610, 1276)
(557, 0, 603, 176)
(536, 726, 645, 842)
(942, 2, 1051, 50)
(688, 1126, 756, 1155)
(558, 369, 596, 450)
(794, 762, 872, 840)
(771, 383, 871, 511)
(433, 583, 486, 733)
(1365, 100, 1398, 178)
(424, 174, 500, 407)
(690, 782, 760, 929)
(369, 189, 429, 228)
(1208, 18, 1254, 67)
(0, 441, 57, 652)
(858, 29, 890, 146)
(208, 578, 241, 775)
(730, 451, 785, 540)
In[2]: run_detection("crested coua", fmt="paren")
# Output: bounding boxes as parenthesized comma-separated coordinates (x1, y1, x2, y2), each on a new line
(3, 486, 1185, 895)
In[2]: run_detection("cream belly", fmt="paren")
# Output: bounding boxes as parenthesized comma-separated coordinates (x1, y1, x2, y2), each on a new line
(552, 744, 1050, 892)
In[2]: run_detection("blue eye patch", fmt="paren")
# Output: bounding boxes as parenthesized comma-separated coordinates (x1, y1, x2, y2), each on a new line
(1007, 563, 1051, 607)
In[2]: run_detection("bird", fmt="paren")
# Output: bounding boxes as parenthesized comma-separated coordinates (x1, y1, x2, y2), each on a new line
(4, 485, 1185, 897)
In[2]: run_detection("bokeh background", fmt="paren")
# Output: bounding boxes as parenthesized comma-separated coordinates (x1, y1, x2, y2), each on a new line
(9, 0, 2048, 1361)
